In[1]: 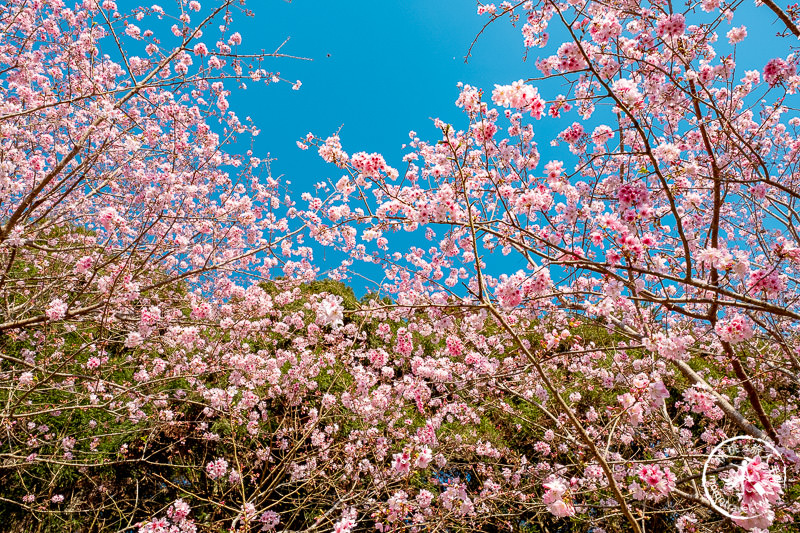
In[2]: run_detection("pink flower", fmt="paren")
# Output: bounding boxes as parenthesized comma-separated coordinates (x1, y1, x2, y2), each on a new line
(546, 499, 575, 517)
(555, 41, 587, 72)
(697, 247, 733, 270)
(618, 181, 650, 210)
(715, 314, 754, 344)
(395, 328, 413, 357)
(559, 122, 584, 145)
(167, 499, 191, 522)
(747, 268, 786, 298)
(333, 518, 355, 533)
(544, 161, 564, 179)
(727, 25, 747, 44)
(542, 477, 575, 517)
(612, 78, 643, 108)
(415, 446, 432, 469)
(259, 510, 280, 530)
(676, 514, 699, 533)
(491, 80, 546, 118)
(206, 457, 228, 480)
(318, 135, 349, 165)
(140, 306, 161, 327)
(471, 119, 498, 143)
(74, 256, 93, 275)
(656, 14, 685, 38)
(725, 455, 782, 530)
(778, 417, 800, 449)
(46, 298, 68, 321)
(455, 84, 483, 113)
(683, 386, 723, 420)
(191, 302, 213, 319)
(618, 393, 644, 426)
(654, 142, 680, 163)
(440, 483, 474, 516)
(649, 332, 693, 361)
(97, 207, 119, 231)
(392, 450, 412, 476)
(589, 14, 622, 44)
(317, 294, 344, 327)
(591, 125, 614, 146)
(125, 24, 141, 39)
(125, 332, 144, 348)
(764, 57, 796, 87)
(350, 152, 391, 178)
(637, 465, 676, 500)
(445, 335, 463, 356)
(495, 272, 524, 309)
(731, 456, 782, 506)
(19, 372, 34, 387)
(648, 381, 670, 404)
(416, 489, 434, 508)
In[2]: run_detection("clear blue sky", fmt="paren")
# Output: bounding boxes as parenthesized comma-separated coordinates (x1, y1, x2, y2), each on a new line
(228, 0, 531, 188)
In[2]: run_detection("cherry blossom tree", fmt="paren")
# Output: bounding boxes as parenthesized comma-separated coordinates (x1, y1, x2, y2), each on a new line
(297, 0, 800, 531)
(5, 0, 800, 532)
(0, 0, 315, 530)
(0, 1, 562, 531)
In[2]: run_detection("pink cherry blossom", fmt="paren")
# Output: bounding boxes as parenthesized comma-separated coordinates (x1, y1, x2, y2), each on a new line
(4, 1, 800, 532)
(656, 13, 686, 38)
(206, 457, 228, 480)
(764, 57, 795, 86)
(45, 299, 68, 321)
(317, 294, 344, 327)
(728, 25, 747, 44)
(715, 314, 754, 345)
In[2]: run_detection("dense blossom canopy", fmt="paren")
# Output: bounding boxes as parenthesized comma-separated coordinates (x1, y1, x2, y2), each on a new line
(2, 0, 800, 532)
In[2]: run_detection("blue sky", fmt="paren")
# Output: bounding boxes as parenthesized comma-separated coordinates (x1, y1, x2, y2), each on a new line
(228, 0, 532, 189)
